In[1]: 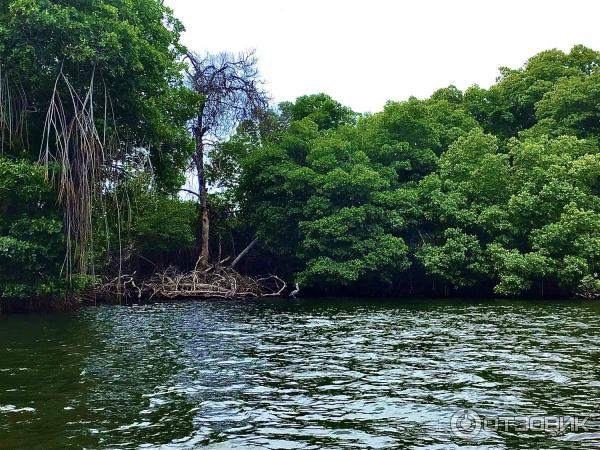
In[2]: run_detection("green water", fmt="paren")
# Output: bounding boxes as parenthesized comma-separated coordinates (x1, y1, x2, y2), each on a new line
(0, 299, 599, 449)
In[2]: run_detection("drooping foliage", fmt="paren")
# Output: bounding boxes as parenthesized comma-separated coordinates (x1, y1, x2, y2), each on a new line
(96, 174, 197, 273)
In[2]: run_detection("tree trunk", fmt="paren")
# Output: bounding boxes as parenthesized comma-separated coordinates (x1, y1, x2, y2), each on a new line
(200, 182, 210, 264)
(194, 126, 210, 265)
(231, 237, 258, 269)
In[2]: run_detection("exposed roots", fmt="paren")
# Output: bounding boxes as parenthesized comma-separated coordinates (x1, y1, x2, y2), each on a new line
(0, 66, 29, 152)
(86, 265, 286, 304)
(40, 67, 119, 277)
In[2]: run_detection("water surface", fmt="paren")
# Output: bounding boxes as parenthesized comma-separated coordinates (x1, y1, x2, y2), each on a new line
(1, 298, 599, 448)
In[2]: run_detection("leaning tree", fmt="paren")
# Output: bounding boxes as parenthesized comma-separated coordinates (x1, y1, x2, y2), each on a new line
(185, 51, 269, 265)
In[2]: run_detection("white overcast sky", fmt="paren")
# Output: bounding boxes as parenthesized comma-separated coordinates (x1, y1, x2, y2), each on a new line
(166, 0, 600, 114)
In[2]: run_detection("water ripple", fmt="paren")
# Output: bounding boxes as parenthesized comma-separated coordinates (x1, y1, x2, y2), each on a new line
(0, 299, 599, 448)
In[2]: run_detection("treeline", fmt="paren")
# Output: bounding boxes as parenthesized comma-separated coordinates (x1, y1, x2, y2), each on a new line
(1, 0, 599, 303)
(223, 47, 600, 298)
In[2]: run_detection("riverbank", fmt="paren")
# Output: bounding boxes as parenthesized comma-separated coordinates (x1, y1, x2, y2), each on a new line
(1, 290, 593, 315)
(0, 264, 287, 314)
(0, 296, 80, 314)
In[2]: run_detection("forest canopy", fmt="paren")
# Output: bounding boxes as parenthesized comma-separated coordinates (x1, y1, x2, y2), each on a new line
(0, 0, 599, 302)
(234, 46, 600, 298)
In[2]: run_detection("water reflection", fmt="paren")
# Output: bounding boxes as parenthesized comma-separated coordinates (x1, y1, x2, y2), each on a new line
(1, 299, 599, 448)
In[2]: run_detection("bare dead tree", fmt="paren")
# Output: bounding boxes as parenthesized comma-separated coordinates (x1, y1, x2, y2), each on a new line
(185, 50, 269, 266)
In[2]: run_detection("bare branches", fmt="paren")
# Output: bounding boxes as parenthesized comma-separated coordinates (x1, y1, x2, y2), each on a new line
(180, 188, 201, 199)
(231, 237, 258, 269)
(185, 50, 269, 265)
(185, 50, 270, 140)
(147, 265, 285, 299)
(88, 265, 286, 303)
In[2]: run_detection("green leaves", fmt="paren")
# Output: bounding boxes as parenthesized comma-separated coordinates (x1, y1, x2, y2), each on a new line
(0, 158, 66, 299)
(0, 0, 198, 191)
(238, 95, 416, 289)
(4, 38, 599, 299)
(488, 244, 551, 296)
(280, 94, 356, 130)
(237, 54, 600, 296)
(417, 228, 488, 289)
(422, 131, 600, 295)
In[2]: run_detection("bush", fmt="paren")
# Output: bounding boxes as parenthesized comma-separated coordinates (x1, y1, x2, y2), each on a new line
(0, 158, 67, 299)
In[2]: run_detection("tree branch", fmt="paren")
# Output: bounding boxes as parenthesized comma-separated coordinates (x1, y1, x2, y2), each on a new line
(231, 237, 258, 269)
(180, 188, 200, 199)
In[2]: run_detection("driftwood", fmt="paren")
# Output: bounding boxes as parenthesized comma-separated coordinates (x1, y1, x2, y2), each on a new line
(576, 290, 600, 300)
(87, 265, 286, 303)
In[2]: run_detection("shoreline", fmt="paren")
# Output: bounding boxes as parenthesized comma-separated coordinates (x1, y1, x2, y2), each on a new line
(1, 293, 593, 315)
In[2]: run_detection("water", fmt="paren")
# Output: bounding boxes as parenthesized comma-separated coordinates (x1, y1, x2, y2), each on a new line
(1, 299, 599, 449)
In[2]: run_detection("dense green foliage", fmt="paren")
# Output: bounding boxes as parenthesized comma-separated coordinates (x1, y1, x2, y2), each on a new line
(0, 0, 198, 190)
(1, 0, 599, 304)
(100, 175, 197, 269)
(0, 158, 67, 298)
(236, 46, 600, 297)
(0, 0, 198, 303)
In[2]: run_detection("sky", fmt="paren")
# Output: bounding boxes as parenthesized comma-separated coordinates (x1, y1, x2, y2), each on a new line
(166, 0, 600, 114)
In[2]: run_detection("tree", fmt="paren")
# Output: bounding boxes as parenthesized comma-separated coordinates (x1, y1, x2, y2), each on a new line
(104, 174, 197, 268)
(533, 72, 600, 140)
(360, 96, 478, 182)
(463, 45, 600, 140)
(5, 34, 600, 301)
(235, 48, 600, 298)
(185, 51, 269, 264)
(0, 158, 69, 298)
(417, 129, 600, 296)
(0, 0, 199, 278)
(0, 0, 198, 190)
(417, 228, 488, 289)
(239, 96, 415, 290)
(279, 93, 356, 130)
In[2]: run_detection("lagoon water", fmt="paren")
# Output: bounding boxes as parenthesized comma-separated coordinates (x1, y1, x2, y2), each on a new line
(1, 299, 599, 449)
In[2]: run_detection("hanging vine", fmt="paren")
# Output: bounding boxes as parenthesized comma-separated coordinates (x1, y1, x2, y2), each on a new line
(0, 66, 29, 153)
(40, 67, 117, 277)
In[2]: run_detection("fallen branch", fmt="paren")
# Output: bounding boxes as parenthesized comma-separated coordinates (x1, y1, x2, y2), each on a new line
(231, 237, 258, 269)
